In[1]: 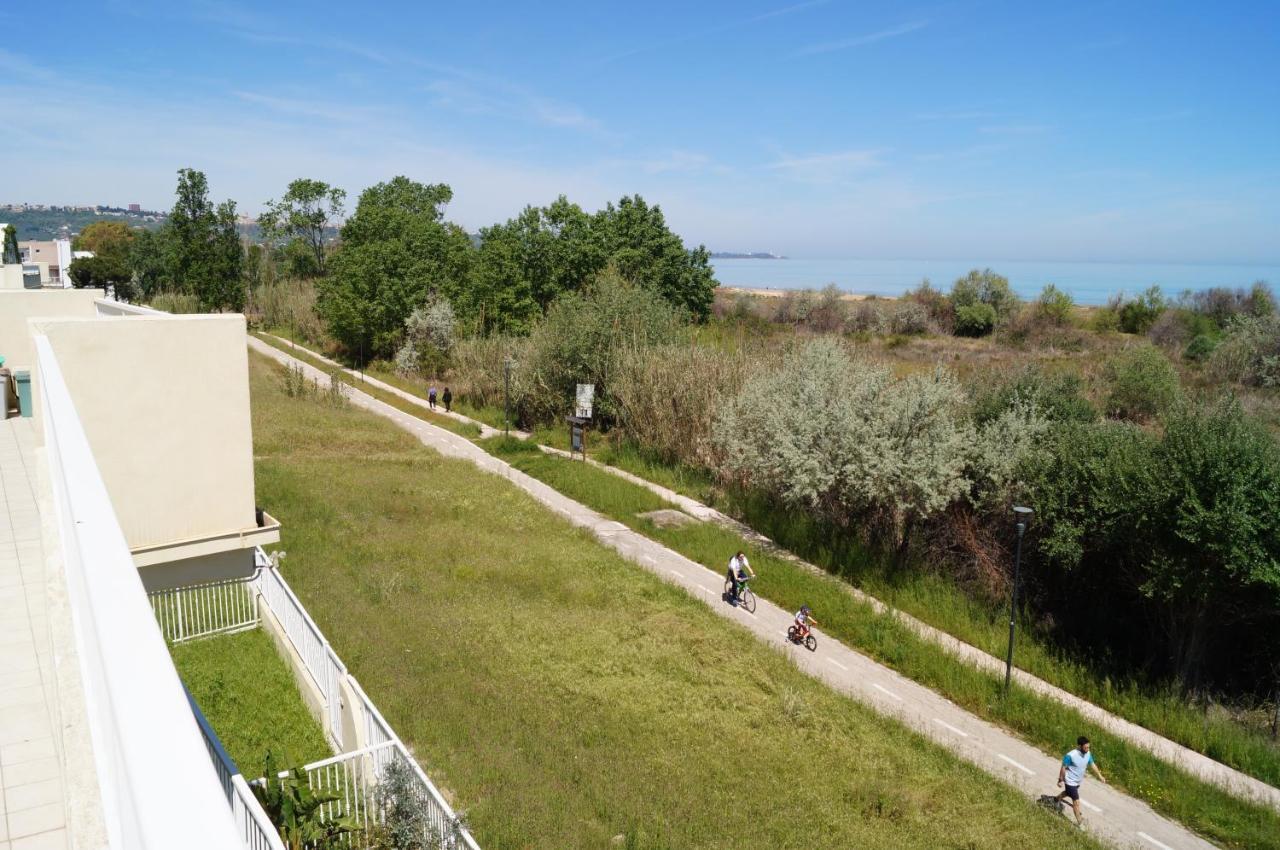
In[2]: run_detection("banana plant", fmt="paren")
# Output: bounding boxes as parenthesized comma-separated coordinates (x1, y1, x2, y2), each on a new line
(252, 750, 361, 850)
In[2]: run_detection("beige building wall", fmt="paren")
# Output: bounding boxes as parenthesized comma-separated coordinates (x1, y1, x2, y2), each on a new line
(32, 315, 262, 555)
(0, 289, 104, 370)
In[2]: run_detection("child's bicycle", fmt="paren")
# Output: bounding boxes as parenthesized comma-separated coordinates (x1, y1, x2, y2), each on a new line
(787, 624, 817, 652)
(723, 575, 757, 613)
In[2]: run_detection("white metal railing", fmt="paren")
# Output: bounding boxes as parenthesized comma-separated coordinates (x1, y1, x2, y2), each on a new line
(149, 575, 259, 643)
(253, 564, 348, 748)
(251, 554, 478, 849)
(187, 689, 285, 850)
(34, 335, 244, 849)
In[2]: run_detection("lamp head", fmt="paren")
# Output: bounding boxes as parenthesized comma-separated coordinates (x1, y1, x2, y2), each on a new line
(1013, 506, 1033, 519)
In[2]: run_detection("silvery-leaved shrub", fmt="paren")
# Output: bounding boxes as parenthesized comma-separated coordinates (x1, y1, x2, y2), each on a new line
(714, 338, 975, 561)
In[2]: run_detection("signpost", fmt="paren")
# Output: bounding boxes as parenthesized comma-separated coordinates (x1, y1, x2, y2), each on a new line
(567, 383, 593, 460)
(575, 384, 595, 419)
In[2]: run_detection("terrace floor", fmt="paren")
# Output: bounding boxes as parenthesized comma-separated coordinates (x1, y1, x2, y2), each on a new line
(0, 418, 68, 850)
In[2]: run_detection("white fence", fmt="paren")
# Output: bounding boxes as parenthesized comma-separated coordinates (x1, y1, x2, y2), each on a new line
(187, 690, 285, 850)
(150, 550, 480, 850)
(253, 564, 349, 748)
(149, 575, 259, 643)
(35, 335, 245, 849)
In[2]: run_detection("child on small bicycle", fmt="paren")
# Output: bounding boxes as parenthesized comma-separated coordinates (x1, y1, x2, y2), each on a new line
(794, 604, 819, 638)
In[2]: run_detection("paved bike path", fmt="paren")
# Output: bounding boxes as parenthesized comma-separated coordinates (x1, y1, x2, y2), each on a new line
(262, 334, 1280, 815)
(251, 337, 1217, 850)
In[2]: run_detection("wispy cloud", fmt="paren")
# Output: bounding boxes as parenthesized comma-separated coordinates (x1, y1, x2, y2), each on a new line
(914, 108, 1002, 122)
(768, 148, 885, 183)
(425, 79, 605, 134)
(978, 123, 1051, 136)
(599, 0, 830, 64)
(745, 0, 831, 24)
(233, 91, 383, 124)
(796, 20, 929, 56)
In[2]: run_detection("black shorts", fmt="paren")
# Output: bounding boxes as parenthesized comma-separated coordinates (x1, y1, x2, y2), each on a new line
(1061, 784, 1080, 801)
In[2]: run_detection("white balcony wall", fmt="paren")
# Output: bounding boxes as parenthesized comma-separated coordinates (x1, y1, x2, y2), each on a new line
(30, 315, 261, 556)
(35, 335, 243, 849)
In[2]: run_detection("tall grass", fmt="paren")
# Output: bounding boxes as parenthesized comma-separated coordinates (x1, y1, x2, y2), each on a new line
(147, 291, 201, 314)
(171, 628, 331, 773)
(481, 440, 1280, 850)
(248, 351, 1099, 850)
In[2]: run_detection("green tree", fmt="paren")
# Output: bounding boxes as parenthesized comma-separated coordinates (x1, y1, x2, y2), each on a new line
(1150, 401, 1280, 689)
(320, 176, 472, 359)
(951, 269, 1019, 323)
(68, 221, 138, 300)
(468, 196, 605, 334)
(129, 228, 168, 299)
(2, 224, 18, 264)
(164, 168, 245, 311)
(518, 268, 684, 425)
(259, 178, 346, 275)
(593, 195, 718, 320)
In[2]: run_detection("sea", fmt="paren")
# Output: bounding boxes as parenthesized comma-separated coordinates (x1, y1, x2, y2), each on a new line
(709, 258, 1280, 306)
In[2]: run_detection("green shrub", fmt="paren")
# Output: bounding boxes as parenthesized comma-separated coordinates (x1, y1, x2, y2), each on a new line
(903, 278, 952, 332)
(971, 366, 1097, 426)
(950, 269, 1018, 322)
(1089, 305, 1120, 333)
(1207, 315, 1280, 387)
(1034, 284, 1074, 326)
(1115, 286, 1167, 334)
(1103, 344, 1181, 421)
(1184, 334, 1218, 363)
(954, 303, 997, 337)
(517, 269, 684, 425)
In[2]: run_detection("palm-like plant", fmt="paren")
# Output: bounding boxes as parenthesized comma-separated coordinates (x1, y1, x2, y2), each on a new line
(252, 751, 360, 850)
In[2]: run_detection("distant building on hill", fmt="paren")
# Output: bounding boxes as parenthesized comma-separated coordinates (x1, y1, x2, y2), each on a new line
(128, 203, 141, 212)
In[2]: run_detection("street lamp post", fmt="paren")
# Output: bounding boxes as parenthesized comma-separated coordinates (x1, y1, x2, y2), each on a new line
(1004, 505, 1034, 697)
(503, 356, 512, 437)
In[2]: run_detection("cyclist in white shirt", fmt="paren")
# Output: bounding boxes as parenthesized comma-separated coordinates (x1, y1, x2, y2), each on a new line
(1054, 736, 1106, 827)
(726, 551, 754, 605)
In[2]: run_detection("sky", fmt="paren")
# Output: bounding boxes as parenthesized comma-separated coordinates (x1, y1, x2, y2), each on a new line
(2, 1, 1278, 263)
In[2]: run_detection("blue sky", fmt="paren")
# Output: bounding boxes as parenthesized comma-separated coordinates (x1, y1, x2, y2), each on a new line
(2, 1, 1277, 262)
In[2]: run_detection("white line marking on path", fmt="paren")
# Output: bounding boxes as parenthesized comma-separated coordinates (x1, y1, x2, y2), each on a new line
(666, 568, 681, 576)
(1080, 799, 1102, 813)
(933, 718, 969, 738)
(644, 555, 657, 564)
(872, 683, 902, 701)
(996, 754, 1034, 775)
(825, 657, 849, 671)
(1136, 831, 1173, 850)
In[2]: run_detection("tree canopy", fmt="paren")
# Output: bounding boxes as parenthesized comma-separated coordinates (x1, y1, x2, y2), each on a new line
(68, 221, 138, 299)
(259, 178, 345, 275)
(319, 177, 472, 359)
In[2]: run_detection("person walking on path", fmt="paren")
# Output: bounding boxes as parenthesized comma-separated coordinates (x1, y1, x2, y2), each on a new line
(1052, 736, 1105, 828)
(428, 385, 438, 409)
(443, 387, 452, 413)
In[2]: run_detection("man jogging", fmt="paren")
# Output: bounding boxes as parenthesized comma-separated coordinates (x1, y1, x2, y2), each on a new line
(1053, 736, 1105, 827)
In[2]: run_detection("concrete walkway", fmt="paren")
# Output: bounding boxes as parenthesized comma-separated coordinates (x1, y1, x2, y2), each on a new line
(0, 419, 69, 850)
(250, 336, 1223, 850)
(260, 334, 1280, 814)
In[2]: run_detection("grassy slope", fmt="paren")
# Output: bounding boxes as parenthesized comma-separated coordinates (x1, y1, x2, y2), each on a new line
(248, 351, 1097, 850)
(481, 437, 1280, 850)
(171, 628, 332, 774)
(255, 330, 1280, 791)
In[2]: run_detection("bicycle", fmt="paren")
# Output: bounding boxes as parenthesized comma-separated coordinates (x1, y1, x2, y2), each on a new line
(787, 624, 817, 651)
(723, 574, 757, 613)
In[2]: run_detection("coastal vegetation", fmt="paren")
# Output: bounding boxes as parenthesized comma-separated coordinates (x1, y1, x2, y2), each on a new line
(111, 165, 1280, 836)
(248, 350, 1101, 849)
